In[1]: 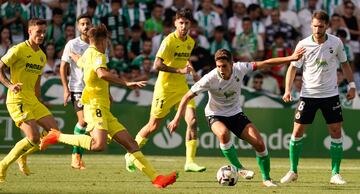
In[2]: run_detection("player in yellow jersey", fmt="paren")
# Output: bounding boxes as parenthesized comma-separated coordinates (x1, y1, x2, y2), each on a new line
(40, 24, 177, 188)
(0, 18, 62, 182)
(124, 8, 206, 173)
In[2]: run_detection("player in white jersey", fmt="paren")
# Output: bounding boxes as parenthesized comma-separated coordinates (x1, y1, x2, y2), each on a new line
(60, 14, 92, 169)
(280, 11, 356, 185)
(168, 48, 305, 187)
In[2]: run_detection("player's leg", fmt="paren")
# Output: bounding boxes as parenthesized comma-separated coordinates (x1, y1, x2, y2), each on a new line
(183, 107, 206, 172)
(113, 129, 177, 188)
(0, 120, 40, 182)
(240, 123, 276, 187)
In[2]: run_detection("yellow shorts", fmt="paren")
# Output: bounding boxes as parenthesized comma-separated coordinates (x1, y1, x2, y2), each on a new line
(7, 101, 51, 127)
(150, 90, 196, 118)
(84, 104, 126, 139)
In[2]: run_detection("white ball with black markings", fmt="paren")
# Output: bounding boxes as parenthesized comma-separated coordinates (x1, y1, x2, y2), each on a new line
(216, 165, 239, 186)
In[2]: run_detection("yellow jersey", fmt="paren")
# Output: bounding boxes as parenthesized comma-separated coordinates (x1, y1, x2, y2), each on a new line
(78, 46, 110, 108)
(0, 41, 46, 104)
(155, 31, 195, 92)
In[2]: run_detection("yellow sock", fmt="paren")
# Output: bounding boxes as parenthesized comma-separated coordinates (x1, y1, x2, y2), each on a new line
(2, 138, 38, 166)
(20, 146, 39, 159)
(129, 151, 158, 180)
(186, 140, 198, 164)
(135, 134, 148, 149)
(58, 134, 92, 150)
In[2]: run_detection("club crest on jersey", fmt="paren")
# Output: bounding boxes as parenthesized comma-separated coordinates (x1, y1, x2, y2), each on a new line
(329, 47, 333, 54)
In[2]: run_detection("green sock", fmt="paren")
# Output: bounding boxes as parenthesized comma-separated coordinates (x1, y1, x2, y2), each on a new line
(289, 136, 303, 173)
(256, 150, 271, 180)
(330, 138, 343, 175)
(72, 123, 86, 156)
(220, 143, 243, 170)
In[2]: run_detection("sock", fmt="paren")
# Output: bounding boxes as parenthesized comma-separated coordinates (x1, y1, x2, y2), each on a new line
(129, 151, 158, 181)
(72, 123, 86, 156)
(330, 137, 343, 175)
(289, 135, 303, 173)
(220, 141, 243, 170)
(58, 134, 92, 150)
(256, 149, 271, 180)
(135, 134, 148, 149)
(1, 138, 38, 167)
(185, 140, 197, 164)
(19, 146, 39, 160)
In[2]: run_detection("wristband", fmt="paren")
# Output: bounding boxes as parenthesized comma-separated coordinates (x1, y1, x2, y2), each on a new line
(348, 82, 356, 89)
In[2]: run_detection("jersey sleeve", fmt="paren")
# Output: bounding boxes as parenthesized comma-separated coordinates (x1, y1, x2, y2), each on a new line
(337, 39, 347, 64)
(291, 42, 304, 68)
(1, 46, 18, 67)
(191, 74, 211, 95)
(92, 53, 107, 72)
(236, 62, 254, 75)
(156, 37, 171, 61)
(61, 42, 72, 64)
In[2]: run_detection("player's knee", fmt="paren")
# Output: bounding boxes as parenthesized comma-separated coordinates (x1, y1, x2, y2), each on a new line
(253, 139, 265, 152)
(91, 142, 106, 152)
(78, 119, 87, 128)
(186, 117, 197, 130)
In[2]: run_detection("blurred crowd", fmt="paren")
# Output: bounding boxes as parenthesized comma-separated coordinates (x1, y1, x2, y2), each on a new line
(1, 0, 360, 100)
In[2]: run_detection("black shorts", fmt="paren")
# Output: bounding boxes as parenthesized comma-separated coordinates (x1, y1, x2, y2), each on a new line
(207, 112, 251, 139)
(294, 95, 343, 124)
(70, 92, 84, 112)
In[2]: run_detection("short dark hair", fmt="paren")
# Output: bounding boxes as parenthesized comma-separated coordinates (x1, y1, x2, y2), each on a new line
(175, 8, 193, 21)
(214, 49, 232, 62)
(336, 29, 347, 38)
(88, 24, 108, 43)
(214, 26, 225, 33)
(312, 10, 329, 24)
(28, 18, 47, 27)
(274, 32, 285, 39)
(242, 17, 251, 23)
(254, 73, 264, 79)
(77, 13, 92, 22)
(52, 8, 63, 16)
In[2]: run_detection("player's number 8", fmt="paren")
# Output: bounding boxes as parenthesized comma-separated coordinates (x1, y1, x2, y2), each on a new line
(298, 101, 305, 111)
(96, 109, 102, 117)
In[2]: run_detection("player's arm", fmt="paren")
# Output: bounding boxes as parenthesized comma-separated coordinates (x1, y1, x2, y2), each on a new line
(153, 57, 190, 74)
(69, 52, 81, 63)
(96, 67, 146, 89)
(60, 60, 71, 106)
(0, 60, 22, 93)
(167, 90, 196, 133)
(35, 75, 41, 100)
(341, 61, 356, 100)
(282, 65, 297, 102)
(254, 47, 305, 70)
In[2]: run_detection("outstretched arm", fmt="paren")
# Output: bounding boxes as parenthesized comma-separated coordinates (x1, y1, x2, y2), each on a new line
(167, 90, 196, 133)
(96, 67, 146, 89)
(255, 47, 305, 70)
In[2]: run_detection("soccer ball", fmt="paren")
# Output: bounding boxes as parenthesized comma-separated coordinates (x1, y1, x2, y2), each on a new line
(216, 165, 239, 186)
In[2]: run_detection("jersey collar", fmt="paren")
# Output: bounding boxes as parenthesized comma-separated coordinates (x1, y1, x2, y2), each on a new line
(173, 31, 188, 41)
(311, 33, 328, 44)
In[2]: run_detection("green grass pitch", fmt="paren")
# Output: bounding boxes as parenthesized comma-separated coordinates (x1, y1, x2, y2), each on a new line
(0, 155, 359, 194)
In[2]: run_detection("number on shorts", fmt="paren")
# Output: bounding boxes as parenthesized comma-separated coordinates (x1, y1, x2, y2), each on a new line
(298, 101, 305, 111)
(96, 109, 102, 117)
(17, 103, 23, 113)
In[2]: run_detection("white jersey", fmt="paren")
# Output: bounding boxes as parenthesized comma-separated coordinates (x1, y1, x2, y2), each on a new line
(61, 37, 89, 92)
(291, 34, 347, 98)
(191, 62, 254, 117)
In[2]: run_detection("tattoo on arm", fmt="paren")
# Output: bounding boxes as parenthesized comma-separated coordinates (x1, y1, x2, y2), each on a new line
(0, 60, 12, 88)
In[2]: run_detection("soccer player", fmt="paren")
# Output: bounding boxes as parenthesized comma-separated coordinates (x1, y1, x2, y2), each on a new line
(0, 18, 61, 182)
(125, 8, 206, 173)
(60, 14, 92, 170)
(40, 24, 177, 188)
(167, 48, 305, 187)
(280, 11, 356, 185)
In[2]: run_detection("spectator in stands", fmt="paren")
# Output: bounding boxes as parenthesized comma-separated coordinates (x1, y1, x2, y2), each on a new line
(45, 8, 63, 44)
(27, 0, 52, 21)
(43, 43, 61, 78)
(298, 0, 319, 38)
(232, 17, 264, 61)
(102, 0, 128, 44)
(265, 9, 298, 49)
(60, 0, 77, 26)
(144, 4, 164, 39)
(127, 24, 143, 61)
(85, 0, 98, 26)
(1, 0, 28, 44)
(132, 39, 155, 67)
(278, 0, 300, 30)
(194, 0, 222, 40)
(327, 13, 350, 41)
(189, 33, 213, 75)
(189, 21, 210, 50)
(164, 0, 191, 22)
(210, 26, 231, 56)
(0, 27, 12, 56)
(55, 24, 76, 56)
(123, 0, 146, 28)
(265, 32, 293, 91)
(337, 29, 354, 70)
(251, 73, 266, 93)
(334, 0, 360, 19)
(151, 19, 173, 56)
(108, 44, 129, 76)
(249, 68, 281, 95)
(94, 0, 111, 26)
(322, 0, 344, 17)
(141, 57, 157, 79)
(247, 4, 265, 39)
(228, 1, 247, 37)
